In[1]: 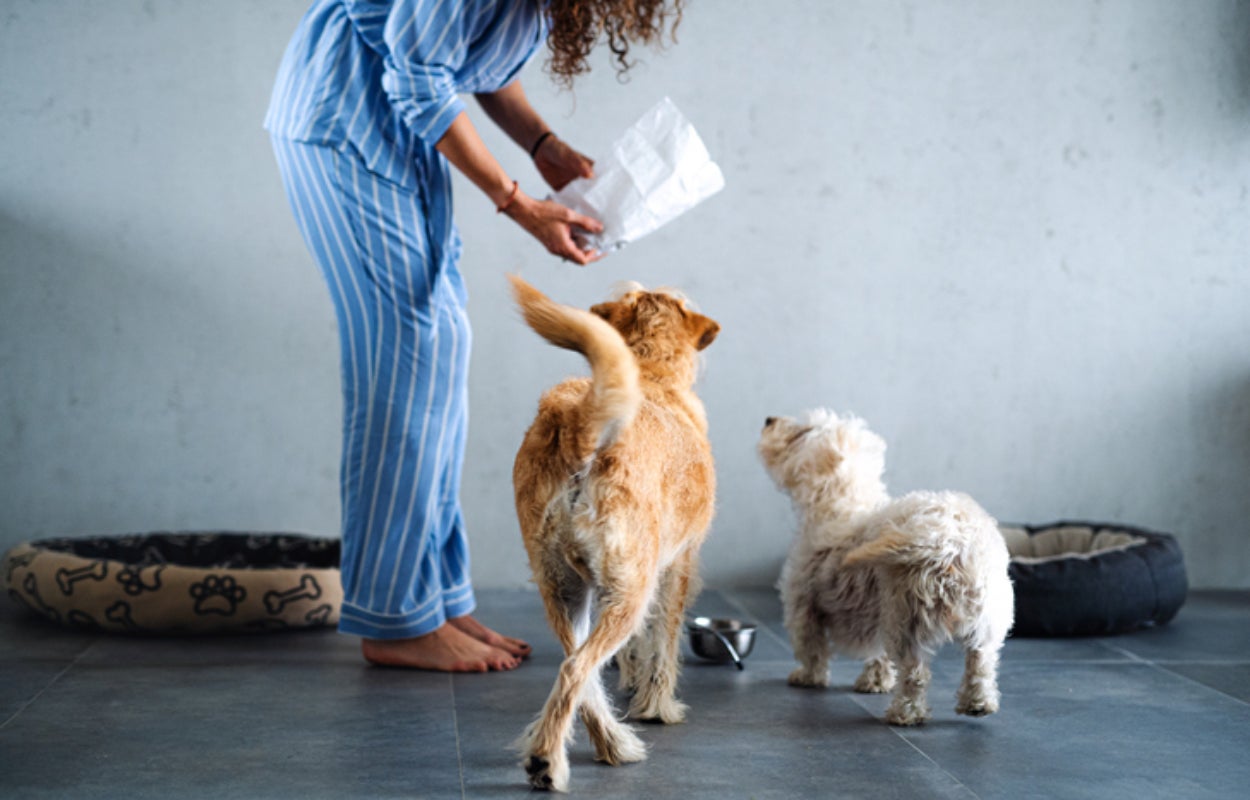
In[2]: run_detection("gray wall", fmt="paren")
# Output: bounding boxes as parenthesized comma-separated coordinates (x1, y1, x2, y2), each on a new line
(3, 1, 1248, 589)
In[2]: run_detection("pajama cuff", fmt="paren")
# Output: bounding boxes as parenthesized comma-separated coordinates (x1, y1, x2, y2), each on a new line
(337, 585, 477, 639)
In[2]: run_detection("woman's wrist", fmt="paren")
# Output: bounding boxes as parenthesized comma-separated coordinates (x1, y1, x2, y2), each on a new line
(499, 187, 534, 221)
(495, 179, 520, 213)
(529, 130, 554, 159)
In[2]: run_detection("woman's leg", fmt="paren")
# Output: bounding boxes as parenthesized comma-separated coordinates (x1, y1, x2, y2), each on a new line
(270, 136, 520, 670)
(431, 302, 530, 657)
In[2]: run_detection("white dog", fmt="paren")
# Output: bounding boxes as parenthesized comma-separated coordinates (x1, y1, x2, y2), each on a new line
(757, 409, 1013, 725)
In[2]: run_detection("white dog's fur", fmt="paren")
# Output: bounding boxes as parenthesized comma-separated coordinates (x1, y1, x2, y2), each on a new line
(757, 409, 1014, 725)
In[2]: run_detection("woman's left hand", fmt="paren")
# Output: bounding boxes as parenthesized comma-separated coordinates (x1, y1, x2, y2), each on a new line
(534, 135, 594, 192)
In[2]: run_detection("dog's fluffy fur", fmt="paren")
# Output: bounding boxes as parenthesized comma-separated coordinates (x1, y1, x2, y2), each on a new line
(509, 275, 719, 791)
(758, 409, 1013, 726)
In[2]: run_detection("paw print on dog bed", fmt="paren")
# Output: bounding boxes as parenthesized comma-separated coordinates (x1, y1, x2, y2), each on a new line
(189, 574, 246, 616)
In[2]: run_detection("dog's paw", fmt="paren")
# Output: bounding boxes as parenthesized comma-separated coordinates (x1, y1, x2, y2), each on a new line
(628, 695, 688, 725)
(787, 667, 829, 688)
(956, 681, 1000, 717)
(956, 696, 999, 717)
(524, 753, 570, 792)
(884, 700, 931, 727)
(593, 724, 647, 765)
(853, 661, 896, 694)
(854, 674, 894, 693)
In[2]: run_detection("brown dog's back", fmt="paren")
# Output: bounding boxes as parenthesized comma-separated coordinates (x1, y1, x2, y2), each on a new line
(509, 275, 718, 560)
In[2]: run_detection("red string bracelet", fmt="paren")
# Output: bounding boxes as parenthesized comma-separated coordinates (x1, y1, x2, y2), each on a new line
(496, 179, 519, 214)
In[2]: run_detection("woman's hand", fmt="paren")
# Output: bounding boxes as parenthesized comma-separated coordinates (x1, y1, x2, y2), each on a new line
(504, 191, 604, 265)
(533, 135, 594, 192)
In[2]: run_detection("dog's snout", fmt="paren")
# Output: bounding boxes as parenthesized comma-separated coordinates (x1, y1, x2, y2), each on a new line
(764, 416, 778, 428)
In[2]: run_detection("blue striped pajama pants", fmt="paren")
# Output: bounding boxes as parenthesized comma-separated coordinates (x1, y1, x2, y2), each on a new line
(270, 135, 475, 639)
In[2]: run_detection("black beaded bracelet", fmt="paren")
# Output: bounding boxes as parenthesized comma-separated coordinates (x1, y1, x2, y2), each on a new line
(529, 130, 554, 159)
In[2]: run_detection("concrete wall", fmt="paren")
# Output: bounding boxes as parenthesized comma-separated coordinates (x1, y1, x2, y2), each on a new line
(2, 0, 1248, 588)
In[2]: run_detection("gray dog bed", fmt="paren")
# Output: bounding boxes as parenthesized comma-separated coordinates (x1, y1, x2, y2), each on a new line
(1000, 521, 1187, 636)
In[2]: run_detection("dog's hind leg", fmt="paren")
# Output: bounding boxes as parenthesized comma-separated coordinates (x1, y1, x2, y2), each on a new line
(883, 638, 932, 726)
(626, 548, 697, 723)
(853, 654, 897, 694)
(520, 574, 654, 791)
(580, 670, 647, 765)
(955, 634, 1003, 717)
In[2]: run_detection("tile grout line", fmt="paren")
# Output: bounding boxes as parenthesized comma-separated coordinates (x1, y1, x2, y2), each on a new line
(450, 674, 467, 800)
(1150, 659, 1250, 665)
(0, 638, 99, 731)
(1085, 645, 1250, 705)
(881, 711, 983, 800)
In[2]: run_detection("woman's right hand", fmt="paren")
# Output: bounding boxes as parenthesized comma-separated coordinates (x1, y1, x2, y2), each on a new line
(504, 192, 605, 266)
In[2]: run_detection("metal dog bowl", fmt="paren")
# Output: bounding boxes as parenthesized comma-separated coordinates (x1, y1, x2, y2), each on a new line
(686, 617, 756, 670)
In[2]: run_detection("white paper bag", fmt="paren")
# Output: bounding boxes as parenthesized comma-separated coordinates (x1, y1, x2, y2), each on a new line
(553, 97, 725, 253)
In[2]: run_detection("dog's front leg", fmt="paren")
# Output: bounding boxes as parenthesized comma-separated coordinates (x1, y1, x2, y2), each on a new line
(785, 601, 832, 688)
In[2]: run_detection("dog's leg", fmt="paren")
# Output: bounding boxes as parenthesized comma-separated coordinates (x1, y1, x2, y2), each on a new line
(955, 639, 1002, 717)
(580, 670, 647, 765)
(626, 549, 696, 723)
(786, 600, 832, 688)
(615, 629, 645, 696)
(521, 567, 642, 781)
(883, 640, 932, 726)
(520, 578, 653, 791)
(853, 654, 896, 694)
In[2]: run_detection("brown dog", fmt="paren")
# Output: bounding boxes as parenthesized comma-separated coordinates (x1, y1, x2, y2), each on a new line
(508, 275, 719, 792)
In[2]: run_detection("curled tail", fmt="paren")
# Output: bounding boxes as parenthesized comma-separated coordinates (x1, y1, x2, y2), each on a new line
(842, 525, 962, 572)
(508, 274, 641, 453)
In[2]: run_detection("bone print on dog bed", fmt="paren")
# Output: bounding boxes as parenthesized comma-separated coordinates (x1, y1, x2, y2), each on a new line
(1000, 521, 1187, 637)
(3, 533, 342, 634)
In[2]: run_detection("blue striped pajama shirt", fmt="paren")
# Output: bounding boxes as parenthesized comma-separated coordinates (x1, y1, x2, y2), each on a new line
(265, 0, 547, 639)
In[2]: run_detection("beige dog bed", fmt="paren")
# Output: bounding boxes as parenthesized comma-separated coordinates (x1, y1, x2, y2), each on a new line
(3, 533, 341, 634)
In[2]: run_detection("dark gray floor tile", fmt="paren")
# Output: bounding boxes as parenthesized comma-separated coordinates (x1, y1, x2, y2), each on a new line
(0, 605, 98, 660)
(0, 657, 461, 799)
(1101, 592, 1250, 662)
(997, 634, 1132, 663)
(0, 607, 99, 728)
(1159, 663, 1250, 704)
(0, 659, 78, 728)
(77, 625, 358, 668)
(880, 661, 1250, 800)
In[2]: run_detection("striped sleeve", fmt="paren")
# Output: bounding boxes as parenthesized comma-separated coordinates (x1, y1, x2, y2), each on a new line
(377, 0, 473, 145)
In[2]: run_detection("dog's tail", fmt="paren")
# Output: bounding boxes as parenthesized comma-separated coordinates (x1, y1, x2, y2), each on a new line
(508, 274, 641, 454)
(841, 524, 963, 573)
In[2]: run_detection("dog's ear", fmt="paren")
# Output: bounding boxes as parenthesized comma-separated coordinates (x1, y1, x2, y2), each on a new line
(687, 313, 720, 351)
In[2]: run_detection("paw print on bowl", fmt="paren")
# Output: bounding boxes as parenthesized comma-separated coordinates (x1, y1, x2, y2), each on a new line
(189, 574, 246, 616)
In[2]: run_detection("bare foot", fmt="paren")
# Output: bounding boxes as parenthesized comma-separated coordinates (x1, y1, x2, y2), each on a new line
(361, 623, 520, 672)
(449, 614, 532, 658)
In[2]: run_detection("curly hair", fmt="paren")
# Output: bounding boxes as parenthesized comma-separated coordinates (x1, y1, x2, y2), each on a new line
(543, 0, 685, 88)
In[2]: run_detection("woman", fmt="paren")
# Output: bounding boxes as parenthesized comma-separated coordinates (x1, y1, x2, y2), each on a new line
(265, 0, 683, 672)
